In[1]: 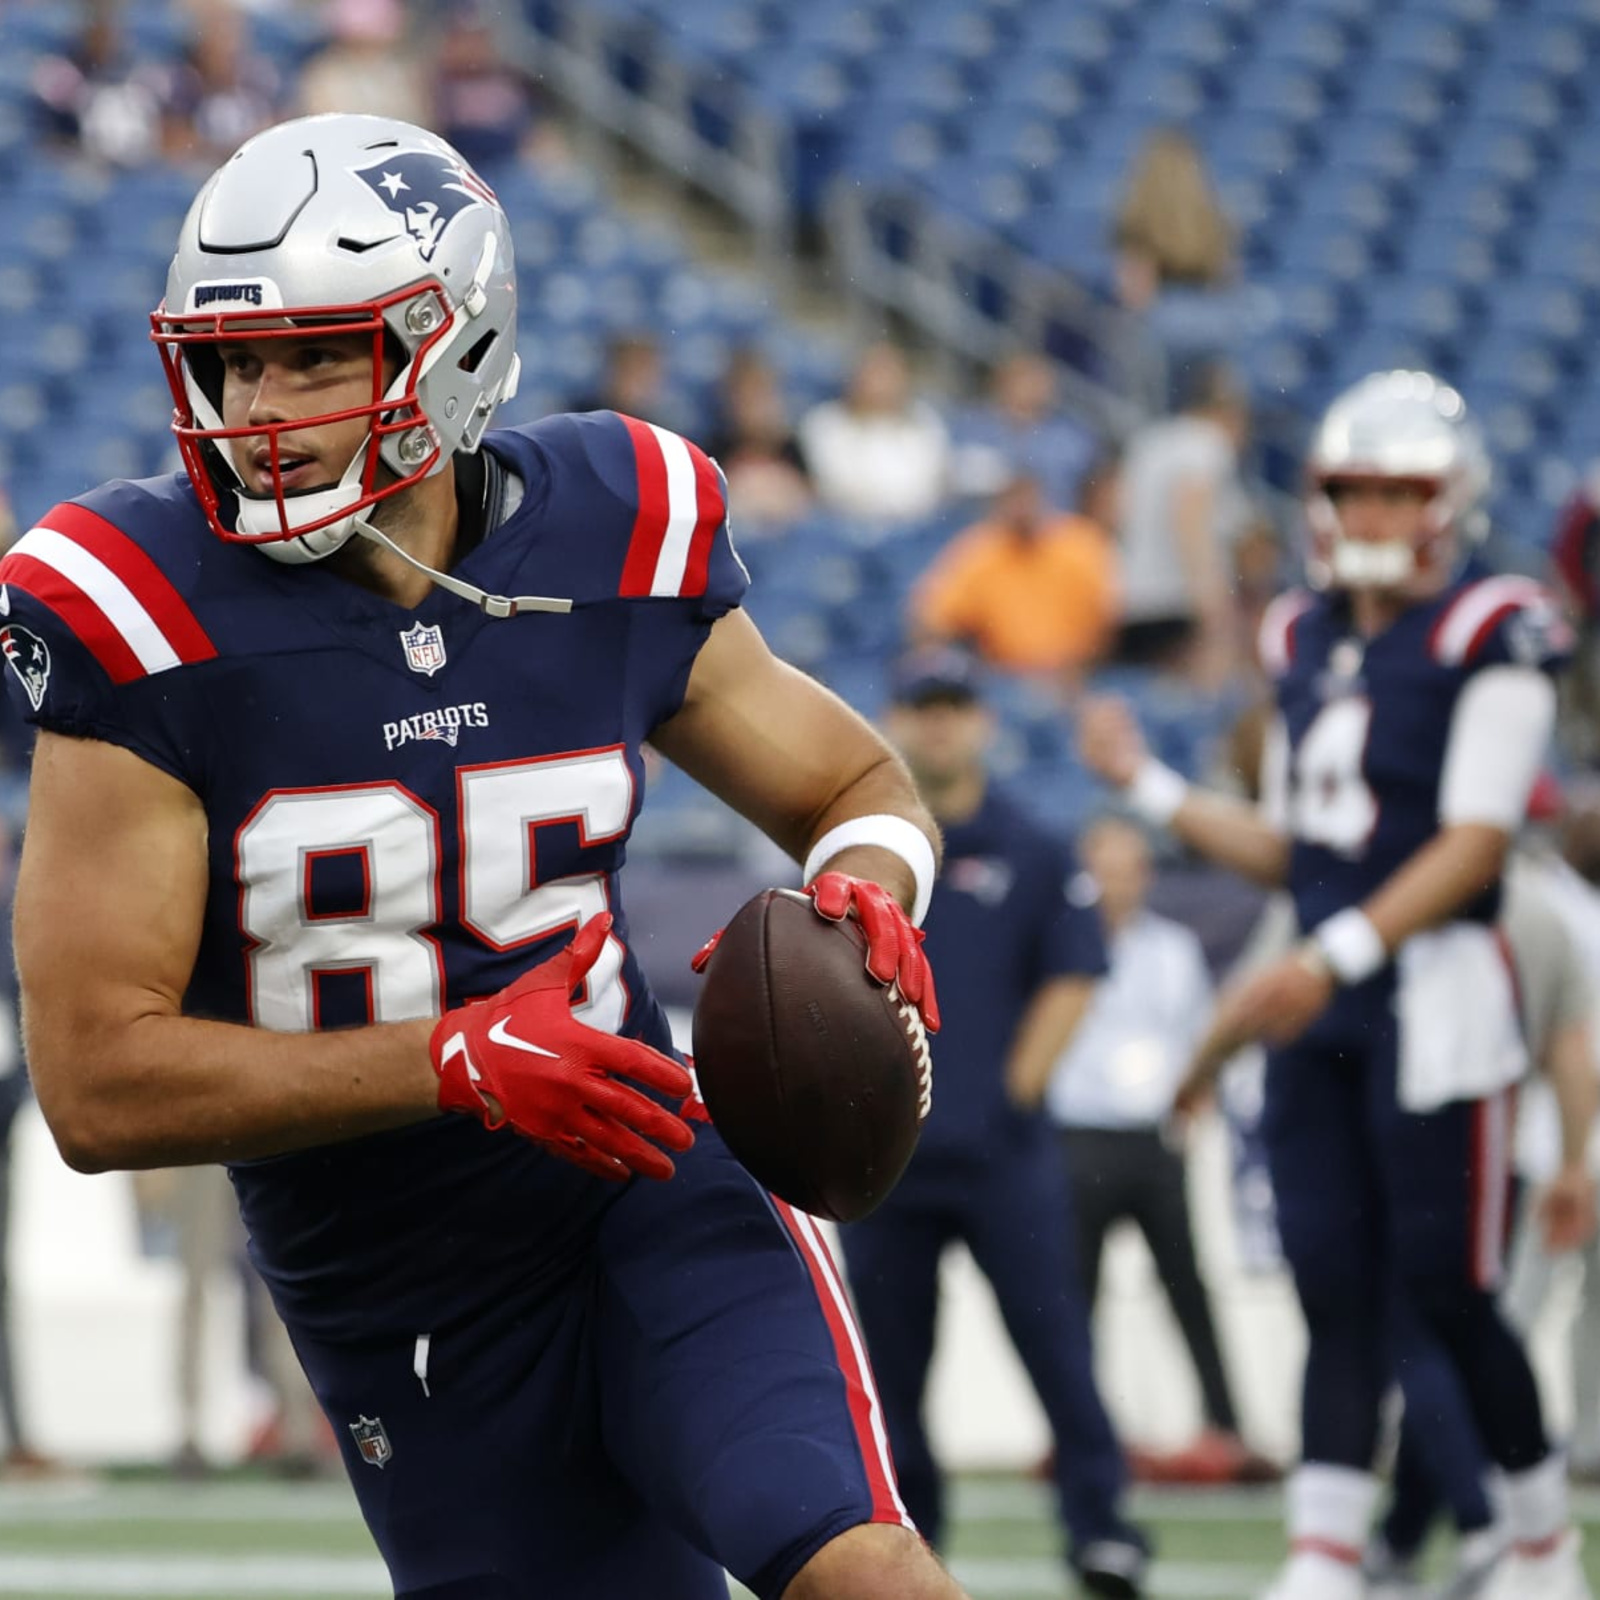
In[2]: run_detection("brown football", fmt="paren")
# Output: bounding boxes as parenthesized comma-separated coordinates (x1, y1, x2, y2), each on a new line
(691, 888, 929, 1222)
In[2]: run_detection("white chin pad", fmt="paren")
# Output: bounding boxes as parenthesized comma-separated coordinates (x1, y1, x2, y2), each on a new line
(1331, 539, 1416, 588)
(233, 464, 368, 562)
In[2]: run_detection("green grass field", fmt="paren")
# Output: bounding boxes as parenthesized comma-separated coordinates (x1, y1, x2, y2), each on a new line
(2, 1472, 1600, 1598)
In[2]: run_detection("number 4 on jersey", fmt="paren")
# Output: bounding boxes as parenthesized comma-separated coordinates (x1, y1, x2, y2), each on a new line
(1291, 698, 1377, 856)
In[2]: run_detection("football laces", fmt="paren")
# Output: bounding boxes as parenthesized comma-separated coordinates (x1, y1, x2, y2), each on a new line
(890, 982, 934, 1122)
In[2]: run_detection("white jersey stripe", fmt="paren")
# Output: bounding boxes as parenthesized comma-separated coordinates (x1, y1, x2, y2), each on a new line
(646, 423, 701, 597)
(788, 1207, 913, 1527)
(1257, 589, 1313, 679)
(1432, 575, 1545, 666)
(15, 526, 182, 674)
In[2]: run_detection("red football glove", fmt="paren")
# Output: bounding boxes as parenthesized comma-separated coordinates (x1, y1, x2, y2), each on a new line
(431, 913, 695, 1182)
(692, 873, 940, 1033)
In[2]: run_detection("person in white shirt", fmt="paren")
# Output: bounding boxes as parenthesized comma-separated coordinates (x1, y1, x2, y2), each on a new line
(1112, 360, 1254, 687)
(798, 341, 951, 525)
(1049, 813, 1272, 1484)
(1502, 828, 1600, 1483)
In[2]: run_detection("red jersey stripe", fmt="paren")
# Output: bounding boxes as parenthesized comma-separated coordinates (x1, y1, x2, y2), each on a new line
(618, 415, 672, 598)
(43, 502, 217, 663)
(0, 551, 147, 684)
(771, 1197, 911, 1530)
(678, 442, 725, 599)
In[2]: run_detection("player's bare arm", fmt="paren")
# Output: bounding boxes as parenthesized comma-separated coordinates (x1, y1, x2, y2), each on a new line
(651, 606, 941, 913)
(1077, 693, 1290, 886)
(1004, 974, 1097, 1109)
(1342, 822, 1510, 954)
(16, 732, 441, 1172)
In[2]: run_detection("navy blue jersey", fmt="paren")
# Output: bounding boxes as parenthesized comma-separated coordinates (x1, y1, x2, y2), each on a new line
(0, 412, 746, 1337)
(1261, 573, 1570, 938)
(918, 787, 1106, 1157)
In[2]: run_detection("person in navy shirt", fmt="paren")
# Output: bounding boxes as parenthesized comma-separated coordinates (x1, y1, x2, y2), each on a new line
(840, 647, 1148, 1600)
(1082, 371, 1588, 1600)
(1, 115, 959, 1600)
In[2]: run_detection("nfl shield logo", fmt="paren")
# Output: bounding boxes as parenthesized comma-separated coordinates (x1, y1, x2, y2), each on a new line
(399, 622, 447, 676)
(349, 1415, 392, 1469)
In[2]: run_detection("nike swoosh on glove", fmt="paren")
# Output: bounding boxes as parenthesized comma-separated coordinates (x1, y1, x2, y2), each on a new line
(691, 873, 941, 1034)
(431, 913, 695, 1181)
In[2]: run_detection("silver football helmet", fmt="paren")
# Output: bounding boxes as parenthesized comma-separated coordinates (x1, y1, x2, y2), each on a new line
(1305, 369, 1491, 591)
(152, 113, 520, 563)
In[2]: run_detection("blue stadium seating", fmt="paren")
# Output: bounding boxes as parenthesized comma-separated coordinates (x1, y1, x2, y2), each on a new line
(507, 0, 1600, 556)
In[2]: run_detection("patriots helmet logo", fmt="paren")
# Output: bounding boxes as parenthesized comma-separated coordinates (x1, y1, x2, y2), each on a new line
(1, 622, 51, 711)
(353, 151, 499, 262)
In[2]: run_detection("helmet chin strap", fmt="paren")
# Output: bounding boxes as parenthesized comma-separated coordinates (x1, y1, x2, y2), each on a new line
(351, 515, 572, 618)
(232, 441, 572, 617)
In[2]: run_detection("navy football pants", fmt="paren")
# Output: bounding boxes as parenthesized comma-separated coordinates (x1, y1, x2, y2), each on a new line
(284, 1125, 910, 1600)
(1264, 1012, 1547, 1498)
(840, 1117, 1131, 1558)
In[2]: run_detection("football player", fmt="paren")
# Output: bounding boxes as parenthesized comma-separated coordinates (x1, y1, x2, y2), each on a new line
(2, 115, 960, 1600)
(1079, 370, 1591, 1600)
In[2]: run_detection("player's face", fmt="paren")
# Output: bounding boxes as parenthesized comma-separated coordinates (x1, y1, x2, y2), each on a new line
(1322, 476, 1432, 548)
(886, 696, 990, 788)
(217, 335, 386, 495)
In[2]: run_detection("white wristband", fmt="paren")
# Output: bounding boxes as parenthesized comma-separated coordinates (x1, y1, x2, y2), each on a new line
(1125, 757, 1189, 827)
(802, 813, 937, 928)
(1312, 908, 1387, 985)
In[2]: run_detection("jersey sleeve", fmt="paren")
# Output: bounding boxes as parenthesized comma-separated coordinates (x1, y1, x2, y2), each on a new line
(0, 504, 211, 788)
(1428, 575, 1574, 678)
(560, 410, 749, 620)
(1255, 588, 1316, 683)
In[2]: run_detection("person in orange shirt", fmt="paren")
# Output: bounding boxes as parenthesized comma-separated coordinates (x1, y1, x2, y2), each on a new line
(909, 460, 1122, 690)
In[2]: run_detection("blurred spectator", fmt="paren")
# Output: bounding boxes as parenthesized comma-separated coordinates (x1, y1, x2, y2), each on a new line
(1113, 360, 1254, 687)
(1111, 128, 1273, 401)
(705, 347, 813, 535)
(908, 459, 1121, 691)
(297, 0, 429, 125)
(798, 341, 951, 525)
(1502, 815, 1600, 1487)
(1049, 814, 1276, 1487)
(0, 795, 52, 1483)
(137, 1162, 329, 1479)
(0, 483, 55, 1480)
(1230, 511, 1286, 683)
(430, 2, 552, 172)
(570, 332, 695, 437)
(158, 4, 284, 169)
(1114, 129, 1236, 300)
(166, 1164, 240, 1476)
(29, 0, 165, 167)
(948, 351, 1102, 513)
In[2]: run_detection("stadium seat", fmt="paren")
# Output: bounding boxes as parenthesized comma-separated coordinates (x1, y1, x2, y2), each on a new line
(1251, 10, 1358, 76)
(1325, 120, 1428, 187)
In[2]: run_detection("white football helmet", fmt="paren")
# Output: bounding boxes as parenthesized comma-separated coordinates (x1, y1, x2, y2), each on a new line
(151, 113, 520, 563)
(1305, 369, 1491, 592)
